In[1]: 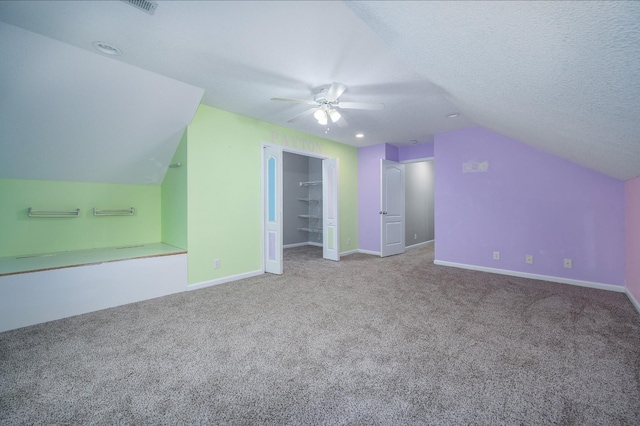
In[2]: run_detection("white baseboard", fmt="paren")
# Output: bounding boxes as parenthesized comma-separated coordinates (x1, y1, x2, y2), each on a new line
(187, 269, 263, 291)
(340, 249, 359, 256)
(433, 260, 625, 293)
(406, 240, 434, 251)
(358, 249, 381, 256)
(284, 242, 323, 249)
(283, 242, 310, 249)
(626, 288, 640, 315)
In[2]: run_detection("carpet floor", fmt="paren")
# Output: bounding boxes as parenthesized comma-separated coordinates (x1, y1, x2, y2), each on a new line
(1, 244, 639, 424)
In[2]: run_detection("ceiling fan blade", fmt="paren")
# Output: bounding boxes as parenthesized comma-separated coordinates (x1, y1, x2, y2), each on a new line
(271, 97, 319, 106)
(325, 82, 347, 102)
(335, 115, 348, 128)
(286, 108, 316, 123)
(336, 101, 385, 110)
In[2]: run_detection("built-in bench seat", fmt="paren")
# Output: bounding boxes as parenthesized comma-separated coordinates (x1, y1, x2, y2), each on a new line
(0, 243, 186, 276)
(0, 243, 188, 333)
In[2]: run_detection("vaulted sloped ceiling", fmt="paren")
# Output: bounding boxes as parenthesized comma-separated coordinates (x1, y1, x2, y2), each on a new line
(0, 22, 203, 185)
(0, 1, 639, 184)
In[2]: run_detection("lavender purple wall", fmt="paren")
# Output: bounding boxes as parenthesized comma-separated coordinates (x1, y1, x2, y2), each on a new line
(434, 127, 625, 286)
(626, 176, 640, 303)
(358, 142, 436, 253)
(385, 144, 399, 162)
(398, 142, 434, 161)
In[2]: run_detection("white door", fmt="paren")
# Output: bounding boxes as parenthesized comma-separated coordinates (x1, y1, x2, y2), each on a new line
(322, 158, 340, 261)
(380, 160, 405, 257)
(263, 145, 283, 274)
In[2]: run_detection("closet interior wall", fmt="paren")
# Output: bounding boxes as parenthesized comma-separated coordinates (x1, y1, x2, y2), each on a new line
(405, 160, 435, 247)
(283, 152, 323, 247)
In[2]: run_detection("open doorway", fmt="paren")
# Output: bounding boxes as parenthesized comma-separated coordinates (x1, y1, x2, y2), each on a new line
(283, 152, 323, 249)
(405, 159, 434, 249)
(262, 144, 339, 274)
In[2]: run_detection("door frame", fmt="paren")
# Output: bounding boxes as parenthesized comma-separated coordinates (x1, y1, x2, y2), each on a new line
(260, 143, 335, 273)
(401, 157, 435, 250)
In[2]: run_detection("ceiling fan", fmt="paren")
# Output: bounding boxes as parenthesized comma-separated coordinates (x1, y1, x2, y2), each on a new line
(271, 82, 384, 127)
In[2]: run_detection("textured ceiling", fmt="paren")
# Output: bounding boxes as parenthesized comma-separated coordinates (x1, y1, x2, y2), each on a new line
(347, 1, 640, 181)
(0, 1, 639, 183)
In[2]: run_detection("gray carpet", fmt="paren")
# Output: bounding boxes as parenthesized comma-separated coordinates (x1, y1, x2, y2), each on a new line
(1, 244, 639, 425)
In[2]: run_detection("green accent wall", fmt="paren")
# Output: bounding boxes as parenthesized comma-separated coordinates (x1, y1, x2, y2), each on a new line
(187, 105, 358, 285)
(0, 179, 161, 257)
(161, 130, 188, 249)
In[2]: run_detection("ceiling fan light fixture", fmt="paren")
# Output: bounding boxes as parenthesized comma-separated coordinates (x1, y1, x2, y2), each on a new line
(328, 109, 342, 123)
(355, 133, 364, 138)
(272, 82, 381, 127)
(314, 109, 328, 125)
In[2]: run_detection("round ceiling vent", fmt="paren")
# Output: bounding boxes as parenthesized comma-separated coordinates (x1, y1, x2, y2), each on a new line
(92, 41, 122, 56)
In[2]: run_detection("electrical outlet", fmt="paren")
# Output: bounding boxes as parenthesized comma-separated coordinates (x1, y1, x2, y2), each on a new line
(525, 255, 533, 264)
(414, 234, 418, 240)
(347, 238, 351, 246)
(214, 259, 220, 269)
(564, 258, 572, 269)
(493, 251, 500, 260)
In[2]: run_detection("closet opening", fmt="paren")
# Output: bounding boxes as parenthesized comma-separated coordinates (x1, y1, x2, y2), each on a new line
(404, 159, 434, 250)
(283, 152, 324, 264)
(262, 143, 339, 275)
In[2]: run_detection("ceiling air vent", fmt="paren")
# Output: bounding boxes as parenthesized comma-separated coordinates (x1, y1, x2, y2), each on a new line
(123, 0, 157, 15)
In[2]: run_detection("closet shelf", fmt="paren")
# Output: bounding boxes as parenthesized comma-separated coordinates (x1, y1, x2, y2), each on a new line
(300, 180, 322, 187)
(297, 198, 321, 202)
(298, 214, 322, 219)
(298, 227, 322, 234)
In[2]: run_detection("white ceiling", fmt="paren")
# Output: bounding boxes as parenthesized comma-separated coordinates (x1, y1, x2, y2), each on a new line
(0, 1, 639, 183)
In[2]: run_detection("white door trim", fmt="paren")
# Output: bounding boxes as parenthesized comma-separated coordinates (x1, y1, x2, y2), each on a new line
(262, 144, 283, 274)
(322, 157, 340, 261)
(261, 143, 340, 272)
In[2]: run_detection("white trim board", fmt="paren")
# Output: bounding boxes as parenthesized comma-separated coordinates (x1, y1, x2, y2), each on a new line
(433, 260, 625, 293)
(283, 242, 310, 249)
(187, 270, 263, 291)
(358, 249, 382, 256)
(406, 240, 434, 251)
(626, 288, 640, 315)
(400, 156, 434, 164)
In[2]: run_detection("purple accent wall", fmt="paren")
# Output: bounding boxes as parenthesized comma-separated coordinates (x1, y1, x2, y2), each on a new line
(358, 144, 387, 252)
(358, 142, 437, 252)
(434, 127, 625, 286)
(399, 142, 434, 161)
(626, 176, 640, 302)
(385, 144, 399, 162)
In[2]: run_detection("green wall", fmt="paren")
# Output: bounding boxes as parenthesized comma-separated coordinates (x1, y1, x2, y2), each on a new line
(161, 130, 188, 249)
(0, 179, 161, 257)
(1, 106, 359, 287)
(187, 105, 358, 285)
